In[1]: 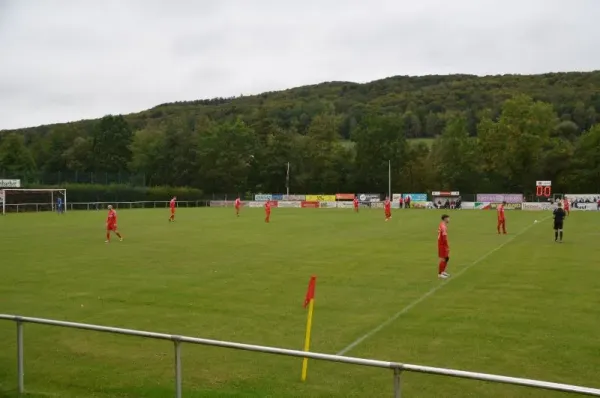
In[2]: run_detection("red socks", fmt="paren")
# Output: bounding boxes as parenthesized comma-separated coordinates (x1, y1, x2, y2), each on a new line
(438, 260, 447, 275)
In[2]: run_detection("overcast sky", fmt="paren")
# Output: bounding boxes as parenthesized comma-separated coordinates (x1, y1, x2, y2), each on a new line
(0, 0, 599, 130)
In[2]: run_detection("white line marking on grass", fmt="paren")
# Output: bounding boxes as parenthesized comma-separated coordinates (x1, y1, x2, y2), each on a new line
(336, 215, 551, 356)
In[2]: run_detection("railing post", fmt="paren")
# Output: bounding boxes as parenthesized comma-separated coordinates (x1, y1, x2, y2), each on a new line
(393, 367, 401, 398)
(17, 320, 24, 394)
(174, 339, 182, 398)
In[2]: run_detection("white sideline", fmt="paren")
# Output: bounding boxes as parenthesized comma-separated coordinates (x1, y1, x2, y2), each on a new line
(336, 215, 551, 356)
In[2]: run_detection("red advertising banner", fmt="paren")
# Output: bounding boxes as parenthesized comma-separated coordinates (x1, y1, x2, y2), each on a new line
(335, 193, 355, 200)
(269, 201, 279, 208)
(301, 201, 320, 208)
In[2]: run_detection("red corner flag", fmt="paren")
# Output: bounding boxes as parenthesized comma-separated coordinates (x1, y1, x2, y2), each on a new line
(304, 276, 316, 308)
(301, 275, 316, 381)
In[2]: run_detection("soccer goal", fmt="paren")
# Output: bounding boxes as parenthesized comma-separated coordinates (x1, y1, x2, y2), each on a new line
(1, 189, 67, 215)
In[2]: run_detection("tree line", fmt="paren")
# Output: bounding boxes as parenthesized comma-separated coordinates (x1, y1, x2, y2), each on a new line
(1, 72, 600, 195)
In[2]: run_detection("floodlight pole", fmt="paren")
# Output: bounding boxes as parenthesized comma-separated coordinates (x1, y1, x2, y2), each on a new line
(286, 162, 290, 196)
(388, 160, 391, 200)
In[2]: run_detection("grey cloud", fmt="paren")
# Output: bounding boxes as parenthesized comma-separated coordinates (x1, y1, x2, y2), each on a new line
(1, 0, 599, 130)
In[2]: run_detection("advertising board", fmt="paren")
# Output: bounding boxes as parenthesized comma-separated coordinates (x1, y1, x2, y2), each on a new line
(431, 191, 459, 196)
(210, 201, 233, 207)
(476, 194, 523, 203)
(319, 201, 338, 208)
(522, 202, 554, 211)
(248, 201, 263, 208)
(282, 194, 306, 201)
(337, 201, 355, 209)
(305, 195, 336, 202)
(358, 193, 381, 202)
(254, 194, 272, 201)
(403, 193, 428, 201)
(301, 201, 320, 208)
(335, 193, 355, 200)
(412, 201, 434, 209)
(370, 202, 384, 209)
(473, 202, 522, 210)
(0, 179, 21, 188)
(462, 202, 475, 210)
(278, 201, 301, 208)
(392, 193, 402, 202)
(271, 194, 284, 200)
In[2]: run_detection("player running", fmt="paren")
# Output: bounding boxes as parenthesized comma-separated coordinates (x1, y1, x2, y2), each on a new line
(264, 200, 271, 223)
(553, 202, 566, 243)
(563, 197, 570, 216)
(353, 196, 359, 213)
(105, 205, 123, 243)
(384, 196, 391, 221)
(169, 196, 177, 222)
(235, 197, 241, 217)
(438, 214, 450, 279)
(497, 201, 507, 234)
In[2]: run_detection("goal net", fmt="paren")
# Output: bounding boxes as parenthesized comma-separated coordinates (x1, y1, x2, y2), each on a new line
(1, 189, 67, 215)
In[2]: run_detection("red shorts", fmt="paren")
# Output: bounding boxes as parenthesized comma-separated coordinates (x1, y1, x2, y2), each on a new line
(438, 245, 449, 258)
(170, 208, 175, 214)
(235, 205, 240, 210)
(107, 224, 117, 231)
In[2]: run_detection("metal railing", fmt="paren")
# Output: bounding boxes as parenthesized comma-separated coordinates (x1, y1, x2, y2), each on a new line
(1, 315, 599, 397)
(2, 200, 211, 213)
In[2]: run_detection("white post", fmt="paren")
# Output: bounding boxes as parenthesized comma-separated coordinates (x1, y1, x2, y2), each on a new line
(63, 189, 67, 213)
(388, 160, 391, 200)
(286, 162, 290, 196)
(17, 320, 24, 393)
(393, 367, 401, 397)
(51, 191, 54, 213)
(1, 189, 5, 215)
(174, 340, 182, 398)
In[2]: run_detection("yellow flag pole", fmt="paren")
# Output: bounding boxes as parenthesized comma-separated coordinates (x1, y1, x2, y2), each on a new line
(301, 298, 315, 381)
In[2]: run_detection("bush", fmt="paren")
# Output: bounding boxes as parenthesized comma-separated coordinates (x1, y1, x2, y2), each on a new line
(26, 184, 204, 202)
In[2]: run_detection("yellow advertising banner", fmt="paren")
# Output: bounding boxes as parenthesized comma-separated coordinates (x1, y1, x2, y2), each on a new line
(305, 194, 336, 202)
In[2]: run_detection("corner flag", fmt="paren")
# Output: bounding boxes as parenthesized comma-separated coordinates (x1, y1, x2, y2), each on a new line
(301, 275, 316, 381)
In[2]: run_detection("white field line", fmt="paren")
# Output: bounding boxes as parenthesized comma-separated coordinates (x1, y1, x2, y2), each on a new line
(336, 215, 551, 356)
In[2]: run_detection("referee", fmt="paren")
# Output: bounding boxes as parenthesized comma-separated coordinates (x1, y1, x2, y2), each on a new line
(553, 202, 566, 243)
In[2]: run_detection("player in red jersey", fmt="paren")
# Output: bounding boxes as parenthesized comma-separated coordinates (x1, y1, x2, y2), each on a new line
(235, 197, 241, 217)
(105, 205, 123, 243)
(497, 201, 507, 234)
(264, 200, 271, 223)
(384, 196, 391, 221)
(563, 198, 570, 216)
(168, 196, 177, 222)
(438, 214, 450, 279)
(353, 196, 359, 212)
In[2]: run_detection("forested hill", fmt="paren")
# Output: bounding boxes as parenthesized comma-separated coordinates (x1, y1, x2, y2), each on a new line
(2, 71, 600, 195)
(4, 71, 600, 138)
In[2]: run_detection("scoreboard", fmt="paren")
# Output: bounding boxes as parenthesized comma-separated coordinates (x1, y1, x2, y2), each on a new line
(535, 180, 552, 197)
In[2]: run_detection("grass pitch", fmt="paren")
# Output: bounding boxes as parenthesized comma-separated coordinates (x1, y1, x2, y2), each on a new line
(0, 208, 599, 398)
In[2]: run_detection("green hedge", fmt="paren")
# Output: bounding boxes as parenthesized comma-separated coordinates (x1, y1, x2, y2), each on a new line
(26, 184, 204, 202)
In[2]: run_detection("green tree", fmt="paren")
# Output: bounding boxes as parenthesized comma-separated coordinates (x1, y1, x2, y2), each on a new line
(0, 133, 36, 175)
(91, 115, 133, 172)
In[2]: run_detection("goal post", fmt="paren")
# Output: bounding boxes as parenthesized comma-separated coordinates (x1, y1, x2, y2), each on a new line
(1, 189, 67, 215)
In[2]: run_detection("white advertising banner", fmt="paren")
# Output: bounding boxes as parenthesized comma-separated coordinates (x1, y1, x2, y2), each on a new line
(277, 201, 301, 208)
(461, 202, 475, 210)
(522, 202, 554, 211)
(336, 201, 354, 209)
(0, 179, 21, 188)
(319, 201, 338, 208)
(248, 201, 264, 208)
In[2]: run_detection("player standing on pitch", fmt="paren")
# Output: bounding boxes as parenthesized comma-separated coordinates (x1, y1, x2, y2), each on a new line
(169, 196, 177, 222)
(563, 197, 570, 216)
(264, 200, 271, 223)
(497, 201, 507, 234)
(438, 214, 450, 279)
(235, 196, 241, 217)
(384, 196, 392, 221)
(353, 196, 359, 213)
(105, 205, 123, 243)
(553, 202, 566, 243)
